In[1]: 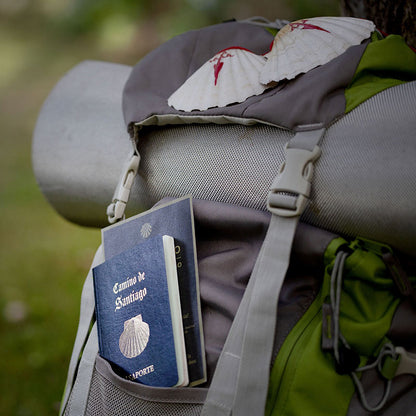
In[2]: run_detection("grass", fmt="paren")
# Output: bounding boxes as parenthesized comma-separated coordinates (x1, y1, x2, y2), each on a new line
(0, 17, 112, 416)
(0, 141, 101, 415)
(0, 7, 198, 414)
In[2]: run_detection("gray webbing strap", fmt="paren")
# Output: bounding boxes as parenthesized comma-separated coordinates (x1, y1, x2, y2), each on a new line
(233, 127, 324, 414)
(66, 323, 99, 416)
(202, 126, 325, 416)
(60, 246, 104, 416)
(233, 215, 299, 414)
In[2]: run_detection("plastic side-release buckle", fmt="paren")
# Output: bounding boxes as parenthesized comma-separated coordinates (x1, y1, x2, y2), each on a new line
(379, 346, 416, 383)
(392, 347, 416, 377)
(267, 144, 321, 217)
(107, 152, 140, 224)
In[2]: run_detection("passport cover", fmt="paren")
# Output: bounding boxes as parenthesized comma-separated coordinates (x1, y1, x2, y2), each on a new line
(102, 196, 206, 386)
(93, 235, 188, 387)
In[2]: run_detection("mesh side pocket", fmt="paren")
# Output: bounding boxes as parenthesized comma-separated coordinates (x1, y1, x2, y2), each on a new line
(65, 355, 207, 416)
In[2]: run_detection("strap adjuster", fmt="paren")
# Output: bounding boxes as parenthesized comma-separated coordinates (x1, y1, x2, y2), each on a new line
(392, 347, 416, 377)
(267, 144, 321, 217)
(107, 152, 140, 224)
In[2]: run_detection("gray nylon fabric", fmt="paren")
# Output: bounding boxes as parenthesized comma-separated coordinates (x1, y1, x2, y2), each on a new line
(201, 232, 259, 416)
(193, 200, 269, 383)
(123, 21, 367, 131)
(193, 199, 334, 382)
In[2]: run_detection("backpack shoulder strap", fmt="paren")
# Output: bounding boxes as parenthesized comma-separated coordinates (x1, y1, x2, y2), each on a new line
(202, 126, 325, 415)
(59, 246, 104, 415)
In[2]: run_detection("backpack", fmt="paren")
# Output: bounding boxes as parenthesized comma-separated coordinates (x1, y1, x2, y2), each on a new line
(32, 16, 416, 416)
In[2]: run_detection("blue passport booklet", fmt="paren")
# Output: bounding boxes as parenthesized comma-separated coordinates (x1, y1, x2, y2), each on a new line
(93, 235, 188, 387)
(101, 196, 206, 386)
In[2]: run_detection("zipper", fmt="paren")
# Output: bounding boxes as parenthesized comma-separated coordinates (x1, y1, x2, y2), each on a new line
(266, 289, 324, 415)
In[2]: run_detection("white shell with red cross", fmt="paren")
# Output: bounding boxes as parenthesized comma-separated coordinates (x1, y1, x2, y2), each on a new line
(168, 47, 268, 111)
(260, 17, 376, 84)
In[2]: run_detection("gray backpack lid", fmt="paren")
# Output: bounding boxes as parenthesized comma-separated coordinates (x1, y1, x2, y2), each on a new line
(32, 18, 416, 256)
(122, 20, 368, 132)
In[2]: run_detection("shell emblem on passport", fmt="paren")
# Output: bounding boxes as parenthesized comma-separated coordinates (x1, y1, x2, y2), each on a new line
(260, 17, 376, 84)
(167, 47, 268, 111)
(119, 314, 150, 359)
(140, 223, 152, 239)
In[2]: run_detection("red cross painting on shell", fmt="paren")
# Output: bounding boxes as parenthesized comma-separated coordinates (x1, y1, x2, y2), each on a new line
(168, 47, 267, 112)
(168, 17, 375, 111)
(260, 17, 376, 84)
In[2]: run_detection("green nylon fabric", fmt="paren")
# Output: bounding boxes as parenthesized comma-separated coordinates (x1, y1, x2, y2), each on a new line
(265, 238, 402, 416)
(345, 34, 416, 113)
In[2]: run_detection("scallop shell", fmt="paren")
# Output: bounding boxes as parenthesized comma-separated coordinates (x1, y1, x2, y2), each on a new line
(168, 47, 268, 111)
(119, 314, 150, 359)
(140, 223, 152, 239)
(260, 17, 376, 84)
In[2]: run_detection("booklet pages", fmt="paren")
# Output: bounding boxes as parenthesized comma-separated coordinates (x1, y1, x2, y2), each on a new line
(94, 196, 206, 387)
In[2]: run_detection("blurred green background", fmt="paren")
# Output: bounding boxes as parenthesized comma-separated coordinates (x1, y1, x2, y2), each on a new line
(0, 0, 339, 414)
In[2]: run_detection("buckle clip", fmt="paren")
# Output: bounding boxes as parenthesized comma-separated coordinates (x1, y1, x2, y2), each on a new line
(267, 144, 321, 217)
(107, 152, 140, 224)
(393, 347, 416, 377)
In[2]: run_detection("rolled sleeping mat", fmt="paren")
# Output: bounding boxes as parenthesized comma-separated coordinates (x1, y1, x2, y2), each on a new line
(32, 60, 416, 256)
